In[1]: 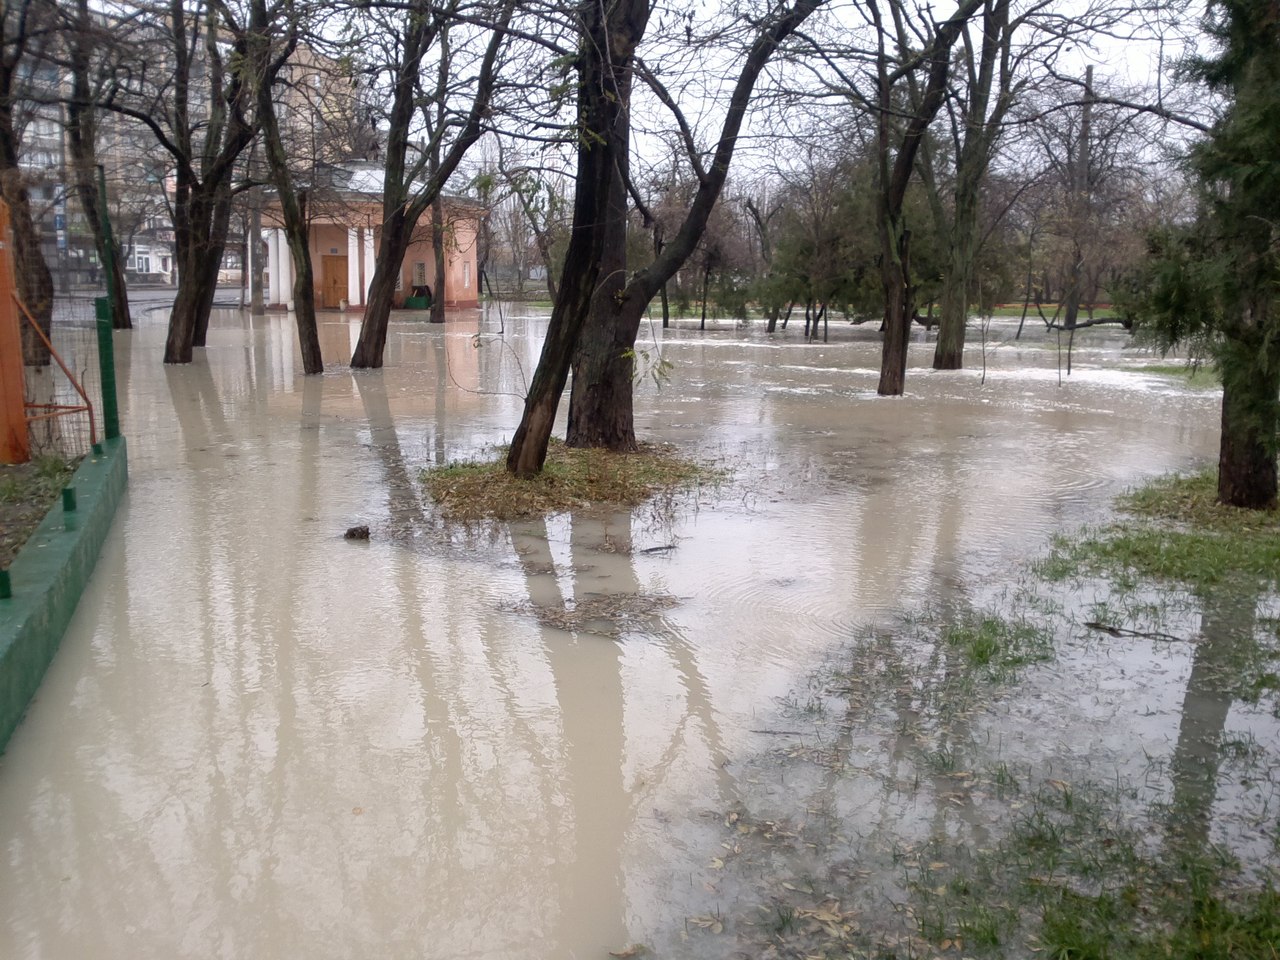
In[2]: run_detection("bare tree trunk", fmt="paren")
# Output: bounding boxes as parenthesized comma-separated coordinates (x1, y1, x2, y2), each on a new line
(166, 177, 237, 362)
(511, 0, 824, 465)
(167, 223, 225, 363)
(932, 192, 978, 369)
(430, 193, 446, 323)
(249, 202, 265, 316)
(68, 0, 131, 329)
(157, 2, 257, 363)
(284, 202, 322, 374)
(250, 6, 322, 374)
(506, 0, 650, 475)
(350, 1, 511, 367)
(352, 210, 410, 367)
(873, 0, 980, 395)
(927, 0, 1013, 370)
(567, 112, 634, 451)
(653, 224, 669, 329)
(877, 226, 913, 395)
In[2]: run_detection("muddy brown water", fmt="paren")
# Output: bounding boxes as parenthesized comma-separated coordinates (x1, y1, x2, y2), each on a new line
(0, 306, 1267, 958)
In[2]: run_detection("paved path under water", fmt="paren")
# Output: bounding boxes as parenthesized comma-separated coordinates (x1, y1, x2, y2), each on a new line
(0, 307, 1229, 958)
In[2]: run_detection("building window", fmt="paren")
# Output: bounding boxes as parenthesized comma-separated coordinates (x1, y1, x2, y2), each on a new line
(135, 253, 151, 273)
(412, 261, 427, 286)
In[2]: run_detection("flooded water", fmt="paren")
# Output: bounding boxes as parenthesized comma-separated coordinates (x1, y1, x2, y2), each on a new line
(0, 305, 1267, 958)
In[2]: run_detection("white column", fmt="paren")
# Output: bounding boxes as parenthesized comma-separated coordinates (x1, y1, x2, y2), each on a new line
(282, 230, 296, 310)
(347, 228, 361, 307)
(363, 228, 376, 302)
(267, 228, 281, 305)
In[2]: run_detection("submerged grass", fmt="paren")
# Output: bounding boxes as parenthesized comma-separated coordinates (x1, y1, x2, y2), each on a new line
(1037, 468, 1280, 588)
(942, 613, 1053, 678)
(909, 779, 1280, 960)
(690, 466, 1280, 960)
(421, 440, 720, 521)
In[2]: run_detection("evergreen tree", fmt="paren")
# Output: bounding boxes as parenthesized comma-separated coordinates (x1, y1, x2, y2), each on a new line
(1129, 0, 1280, 508)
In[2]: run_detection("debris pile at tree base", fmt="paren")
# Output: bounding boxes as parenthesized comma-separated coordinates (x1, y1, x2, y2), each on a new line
(501, 591, 681, 638)
(421, 441, 719, 521)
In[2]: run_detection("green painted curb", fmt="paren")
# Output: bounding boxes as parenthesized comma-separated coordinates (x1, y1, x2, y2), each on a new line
(0, 436, 128, 755)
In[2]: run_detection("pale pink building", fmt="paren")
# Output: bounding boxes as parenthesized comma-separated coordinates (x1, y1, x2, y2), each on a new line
(261, 163, 483, 311)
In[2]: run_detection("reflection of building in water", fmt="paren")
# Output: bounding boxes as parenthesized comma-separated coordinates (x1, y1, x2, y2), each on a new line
(240, 312, 488, 407)
(261, 164, 483, 312)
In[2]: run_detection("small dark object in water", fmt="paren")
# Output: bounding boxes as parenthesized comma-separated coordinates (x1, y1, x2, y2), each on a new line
(639, 544, 675, 554)
(344, 525, 371, 541)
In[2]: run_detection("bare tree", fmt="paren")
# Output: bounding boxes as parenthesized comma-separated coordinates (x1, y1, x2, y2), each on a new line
(506, 0, 826, 474)
(93, 0, 260, 363)
(64, 0, 132, 329)
(241, 0, 323, 373)
(865, 0, 984, 395)
(347, 0, 514, 369)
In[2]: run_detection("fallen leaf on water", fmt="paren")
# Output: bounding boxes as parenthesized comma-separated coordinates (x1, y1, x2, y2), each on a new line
(687, 915, 724, 935)
(352, 807, 363, 816)
(709, 857, 724, 870)
(797, 908, 843, 924)
(608, 945, 646, 958)
(929, 862, 949, 870)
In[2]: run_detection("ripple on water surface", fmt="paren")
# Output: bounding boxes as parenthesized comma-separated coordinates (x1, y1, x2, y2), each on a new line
(0, 307, 1234, 960)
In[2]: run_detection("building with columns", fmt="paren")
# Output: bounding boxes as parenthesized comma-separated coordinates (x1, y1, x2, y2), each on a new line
(261, 163, 484, 312)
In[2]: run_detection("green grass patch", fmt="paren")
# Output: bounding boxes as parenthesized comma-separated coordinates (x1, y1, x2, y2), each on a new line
(987, 303, 1118, 319)
(907, 779, 1280, 960)
(421, 440, 720, 521)
(0, 454, 76, 568)
(1037, 469, 1280, 588)
(1129, 363, 1220, 389)
(942, 614, 1054, 677)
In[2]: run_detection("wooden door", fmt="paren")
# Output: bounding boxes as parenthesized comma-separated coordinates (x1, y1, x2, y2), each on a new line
(321, 256, 348, 308)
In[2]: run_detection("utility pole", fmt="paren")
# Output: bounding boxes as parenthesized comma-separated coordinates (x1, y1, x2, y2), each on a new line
(1063, 65, 1093, 338)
